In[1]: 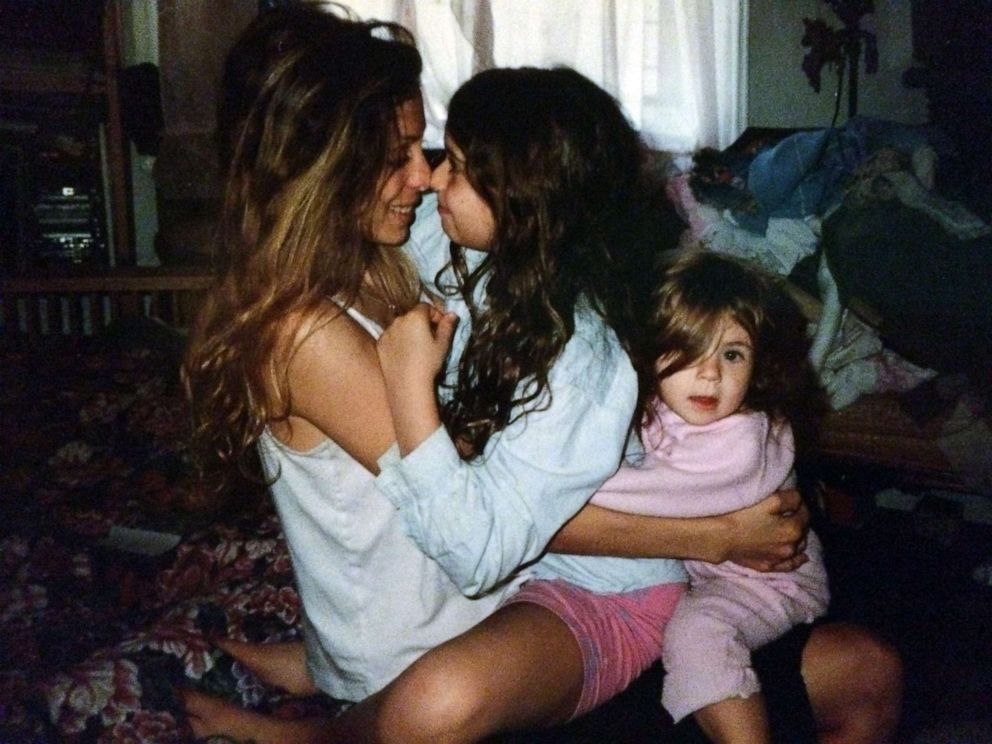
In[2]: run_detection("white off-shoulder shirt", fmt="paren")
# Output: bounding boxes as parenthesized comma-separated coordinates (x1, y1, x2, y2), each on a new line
(259, 304, 515, 702)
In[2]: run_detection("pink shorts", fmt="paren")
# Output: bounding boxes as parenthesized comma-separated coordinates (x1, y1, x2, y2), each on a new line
(502, 579, 686, 720)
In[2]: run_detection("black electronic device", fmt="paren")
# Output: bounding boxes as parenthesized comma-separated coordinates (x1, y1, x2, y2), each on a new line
(32, 182, 106, 265)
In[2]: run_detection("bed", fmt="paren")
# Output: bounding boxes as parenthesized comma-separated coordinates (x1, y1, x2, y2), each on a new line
(0, 291, 328, 742)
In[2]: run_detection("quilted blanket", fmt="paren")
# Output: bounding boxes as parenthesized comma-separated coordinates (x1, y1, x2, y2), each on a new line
(0, 327, 340, 743)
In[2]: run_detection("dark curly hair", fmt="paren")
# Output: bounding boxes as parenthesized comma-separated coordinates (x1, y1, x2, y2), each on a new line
(438, 67, 653, 456)
(640, 251, 826, 449)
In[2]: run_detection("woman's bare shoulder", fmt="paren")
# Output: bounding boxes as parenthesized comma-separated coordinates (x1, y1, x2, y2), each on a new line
(280, 302, 377, 366)
(276, 302, 395, 467)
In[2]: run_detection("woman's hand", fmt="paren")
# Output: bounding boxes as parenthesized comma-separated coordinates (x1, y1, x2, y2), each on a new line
(376, 303, 458, 455)
(716, 489, 809, 571)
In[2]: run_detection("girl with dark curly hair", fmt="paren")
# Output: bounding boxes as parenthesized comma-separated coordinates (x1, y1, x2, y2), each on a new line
(371, 68, 900, 744)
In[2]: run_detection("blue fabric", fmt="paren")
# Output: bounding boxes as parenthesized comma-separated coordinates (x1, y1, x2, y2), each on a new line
(747, 129, 833, 215)
(736, 127, 861, 233)
(730, 116, 947, 234)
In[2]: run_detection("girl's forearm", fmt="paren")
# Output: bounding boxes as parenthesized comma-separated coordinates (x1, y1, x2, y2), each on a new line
(383, 375, 441, 456)
(549, 504, 730, 563)
(550, 493, 809, 572)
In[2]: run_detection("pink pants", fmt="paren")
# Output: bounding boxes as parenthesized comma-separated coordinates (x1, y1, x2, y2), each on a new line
(661, 575, 827, 722)
(504, 579, 686, 719)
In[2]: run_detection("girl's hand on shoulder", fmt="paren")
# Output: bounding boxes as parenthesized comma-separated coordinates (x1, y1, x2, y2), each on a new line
(376, 303, 458, 455)
(377, 303, 457, 389)
(719, 489, 810, 572)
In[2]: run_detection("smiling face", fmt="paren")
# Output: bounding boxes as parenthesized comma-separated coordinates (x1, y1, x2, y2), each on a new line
(429, 135, 496, 250)
(365, 96, 431, 246)
(657, 314, 755, 426)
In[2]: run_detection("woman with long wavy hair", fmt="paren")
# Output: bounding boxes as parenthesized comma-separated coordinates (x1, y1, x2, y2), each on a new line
(180, 6, 505, 738)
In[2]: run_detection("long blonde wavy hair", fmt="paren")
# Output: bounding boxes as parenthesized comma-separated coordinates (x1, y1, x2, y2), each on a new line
(182, 6, 423, 506)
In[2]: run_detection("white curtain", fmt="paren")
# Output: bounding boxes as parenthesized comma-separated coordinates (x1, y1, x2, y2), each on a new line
(334, 0, 748, 151)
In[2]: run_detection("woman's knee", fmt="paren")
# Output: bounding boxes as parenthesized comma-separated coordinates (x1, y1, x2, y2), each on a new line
(853, 629, 903, 708)
(803, 622, 903, 743)
(374, 651, 494, 744)
(373, 603, 583, 743)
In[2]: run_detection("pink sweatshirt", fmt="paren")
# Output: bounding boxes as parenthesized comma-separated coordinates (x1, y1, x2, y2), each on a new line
(591, 399, 828, 598)
(592, 401, 794, 519)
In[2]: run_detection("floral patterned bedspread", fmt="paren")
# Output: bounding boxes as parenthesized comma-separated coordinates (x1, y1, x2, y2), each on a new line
(0, 327, 337, 743)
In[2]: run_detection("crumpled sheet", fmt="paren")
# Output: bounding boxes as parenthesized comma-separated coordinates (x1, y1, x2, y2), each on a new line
(666, 172, 935, 411)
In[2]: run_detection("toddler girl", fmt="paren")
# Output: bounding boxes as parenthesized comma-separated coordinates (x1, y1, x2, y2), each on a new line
(590, 250, 831, 744)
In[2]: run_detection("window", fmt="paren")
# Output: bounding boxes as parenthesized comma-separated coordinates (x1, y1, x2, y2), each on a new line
(336, 0, 747, 151)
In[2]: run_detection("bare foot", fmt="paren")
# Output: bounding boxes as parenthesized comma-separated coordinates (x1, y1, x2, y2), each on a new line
(181, 688, 328, 744)
(215, 638, 318, 696)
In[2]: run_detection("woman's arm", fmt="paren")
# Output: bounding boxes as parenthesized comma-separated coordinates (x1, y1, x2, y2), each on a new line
(549, 492, 810, 572)
(290, 303, 805, 579)
(559, 412, 809, 571)
(371, 200, 641, 596)
(385, 197, 799, 590)
(277, 309, 397, 473)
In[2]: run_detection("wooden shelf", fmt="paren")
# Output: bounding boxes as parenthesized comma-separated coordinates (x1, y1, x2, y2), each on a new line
(0, 58, 105, 95)
(0, 3, 203, 337)
(0, 0, 131, 268)
(0, 266, 213, 294)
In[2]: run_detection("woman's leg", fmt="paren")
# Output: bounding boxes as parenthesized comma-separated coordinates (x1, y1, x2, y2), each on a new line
(693, 694, 770, 744)
(334, 601, 585, 744)
(803, 622, 903, 744)
(186, 581, 680, 743)
(182, 688, 332, 743)
(214, 638, 318, 695)
(181, 640, 323, 742)
(183, 602, 583, 744)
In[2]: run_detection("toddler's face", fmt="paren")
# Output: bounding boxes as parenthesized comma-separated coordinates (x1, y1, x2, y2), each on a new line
(430, 135, 495, 251)
(657, 316, 753, 426)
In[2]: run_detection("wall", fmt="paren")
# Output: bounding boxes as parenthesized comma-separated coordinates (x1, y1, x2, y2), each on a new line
(153, 0, 256, 265)
(747, 0, 928, 128)
(156, 0, 255, 203)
